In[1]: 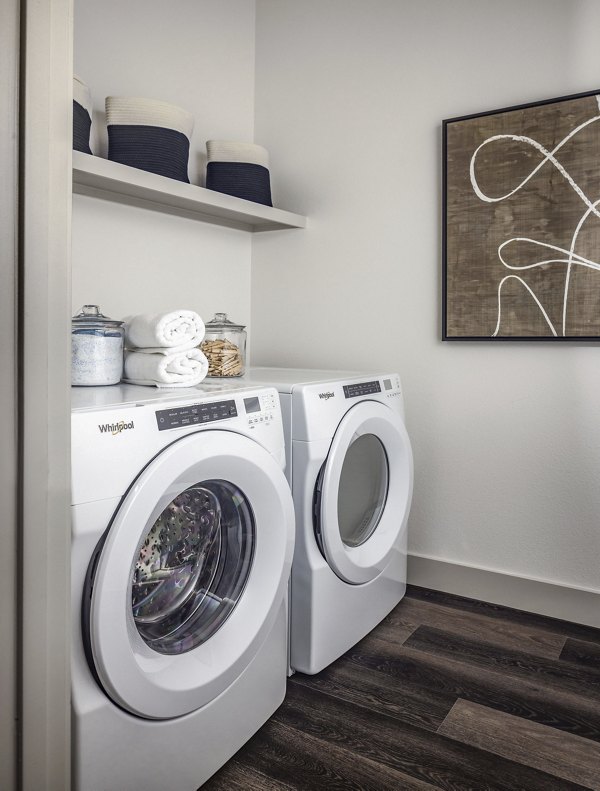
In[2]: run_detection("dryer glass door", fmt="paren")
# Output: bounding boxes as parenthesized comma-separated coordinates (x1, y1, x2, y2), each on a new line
(337, 433, 389, 548)
(84, 429, 294, 720)
(315, 400, 413, 585)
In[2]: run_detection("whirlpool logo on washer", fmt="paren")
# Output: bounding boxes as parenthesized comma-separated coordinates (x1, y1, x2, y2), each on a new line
(318, 392, 335, 400)
(98, 420, 135, 436)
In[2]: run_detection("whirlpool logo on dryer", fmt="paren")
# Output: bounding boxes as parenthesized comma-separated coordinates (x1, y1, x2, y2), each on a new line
(98, 420, 135, 436)
(318, 391, 335, 400)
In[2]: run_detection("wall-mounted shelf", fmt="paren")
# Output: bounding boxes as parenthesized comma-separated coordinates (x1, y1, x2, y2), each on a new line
(72, 151, 306, 232)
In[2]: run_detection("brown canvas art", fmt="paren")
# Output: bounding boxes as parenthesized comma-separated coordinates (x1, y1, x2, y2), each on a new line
(443, 90, 600, 340)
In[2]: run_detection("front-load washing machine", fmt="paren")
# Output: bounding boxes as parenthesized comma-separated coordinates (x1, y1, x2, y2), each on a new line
(241, 368, 413, 675)
(71, 382, 294, 790)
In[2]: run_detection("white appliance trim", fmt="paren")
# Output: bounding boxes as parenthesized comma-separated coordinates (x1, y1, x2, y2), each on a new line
(318, 400, 413, 584)
(90, 429, 294, 719)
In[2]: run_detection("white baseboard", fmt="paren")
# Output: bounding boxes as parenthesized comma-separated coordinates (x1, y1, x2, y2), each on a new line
(407, 553, 600, 629)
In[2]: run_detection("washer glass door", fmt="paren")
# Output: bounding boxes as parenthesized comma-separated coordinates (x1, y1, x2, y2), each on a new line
(132, 480, 254, 655)
(85, 429, 294, 720)
(314, 400, 413, 585)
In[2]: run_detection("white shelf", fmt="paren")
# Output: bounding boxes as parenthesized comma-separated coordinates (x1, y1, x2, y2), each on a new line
(72, 151, 306, 232)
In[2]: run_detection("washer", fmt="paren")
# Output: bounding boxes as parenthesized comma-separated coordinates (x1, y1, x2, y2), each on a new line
(71, 382, 294, 791)
(241, 368, 413, 675)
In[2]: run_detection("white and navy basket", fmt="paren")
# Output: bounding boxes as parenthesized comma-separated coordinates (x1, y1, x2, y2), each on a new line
(105, 96, 194, 182)
(73, 75, 92, 154)
(205, 140, 272, 206)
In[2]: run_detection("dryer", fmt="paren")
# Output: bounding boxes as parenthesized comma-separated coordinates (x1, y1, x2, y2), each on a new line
(241, 368, 413, 675)
(71, 382, 294, 790)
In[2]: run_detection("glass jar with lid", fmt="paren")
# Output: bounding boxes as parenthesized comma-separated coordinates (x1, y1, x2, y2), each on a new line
(200, 312, 247, 377)
(71, 305, 124, 386)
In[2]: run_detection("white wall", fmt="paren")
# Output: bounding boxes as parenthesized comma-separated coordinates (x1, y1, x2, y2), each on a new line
(72, 0, 256, 327)
(253, 0, 600, 596)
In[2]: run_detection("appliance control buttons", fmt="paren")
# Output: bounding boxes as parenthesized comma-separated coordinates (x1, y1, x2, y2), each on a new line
(156, 399, 237, 431)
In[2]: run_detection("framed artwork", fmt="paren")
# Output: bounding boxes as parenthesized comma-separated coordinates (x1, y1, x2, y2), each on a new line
(443, 89, 600, 340)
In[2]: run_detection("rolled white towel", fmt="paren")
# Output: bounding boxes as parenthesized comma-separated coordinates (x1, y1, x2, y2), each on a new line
(124, 310, 205, 354)
(123, 348, 209, 388)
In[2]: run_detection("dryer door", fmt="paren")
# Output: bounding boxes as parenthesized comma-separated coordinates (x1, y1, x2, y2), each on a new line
(314, 401, 413, 584)
(84, 429, 294, 720)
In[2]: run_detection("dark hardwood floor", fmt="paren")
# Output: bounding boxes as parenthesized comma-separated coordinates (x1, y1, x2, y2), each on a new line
(203, 586, 600, 790)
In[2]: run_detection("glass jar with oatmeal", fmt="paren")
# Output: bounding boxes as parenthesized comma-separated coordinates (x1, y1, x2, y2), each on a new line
(201, 312, 246, 377)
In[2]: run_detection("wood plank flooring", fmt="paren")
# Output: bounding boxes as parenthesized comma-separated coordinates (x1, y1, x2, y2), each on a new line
(202, 586, 600, 790)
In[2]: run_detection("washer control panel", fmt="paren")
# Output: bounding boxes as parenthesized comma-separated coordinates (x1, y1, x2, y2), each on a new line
(156, 399, 237, 431)
(244, 390, 278, 429)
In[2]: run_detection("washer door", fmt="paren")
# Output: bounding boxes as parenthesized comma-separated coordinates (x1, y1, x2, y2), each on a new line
(85, 429, 294, 720)
(314, 401, 413, 584)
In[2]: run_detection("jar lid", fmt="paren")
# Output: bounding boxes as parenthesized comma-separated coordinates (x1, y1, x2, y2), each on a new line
(72, 304, 124, 328)
(204, 312, 246, 331)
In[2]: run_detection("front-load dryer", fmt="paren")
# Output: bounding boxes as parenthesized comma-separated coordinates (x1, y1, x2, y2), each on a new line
(241, 368, 413, 675)
(71, 382, 294, 790)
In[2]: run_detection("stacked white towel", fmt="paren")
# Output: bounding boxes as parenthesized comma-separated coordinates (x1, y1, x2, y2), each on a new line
(123, 348, 208, 388)
(122, 310, 208, 388)
(124, 310, 205, 353)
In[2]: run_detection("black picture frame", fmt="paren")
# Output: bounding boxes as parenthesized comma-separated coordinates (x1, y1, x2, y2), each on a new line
(442, 89, 600, 343)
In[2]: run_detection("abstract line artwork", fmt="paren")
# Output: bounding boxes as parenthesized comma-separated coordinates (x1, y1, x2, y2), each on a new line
(443, 90, 600, 340)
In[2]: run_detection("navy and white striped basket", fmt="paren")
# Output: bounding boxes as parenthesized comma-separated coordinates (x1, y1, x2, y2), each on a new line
(205, 140, 272, 206)
(73, 76, 92, 154)
(106, 97, 194, 183)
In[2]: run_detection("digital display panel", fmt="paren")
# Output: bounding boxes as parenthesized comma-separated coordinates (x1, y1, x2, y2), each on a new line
(343, 381, 381, 399)
(384, 379, 392, 391)
(244, 396, 261, 414)
(156, 399, 237, 430)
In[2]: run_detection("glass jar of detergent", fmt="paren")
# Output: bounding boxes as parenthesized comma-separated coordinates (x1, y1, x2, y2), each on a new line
(71, 305, 124, 386)
(200, 312, 246, 377)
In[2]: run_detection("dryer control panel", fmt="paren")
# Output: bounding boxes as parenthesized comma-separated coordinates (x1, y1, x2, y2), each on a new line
(343, 380, 381, 398)
(292, 373, 405, 441)
(341, 376, 402, 401)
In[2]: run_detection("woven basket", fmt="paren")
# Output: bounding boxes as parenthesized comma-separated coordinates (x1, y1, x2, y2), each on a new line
(205, 140, 272, 206)
(73, 75, 92, 154)
(106, 96, 194, 182)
